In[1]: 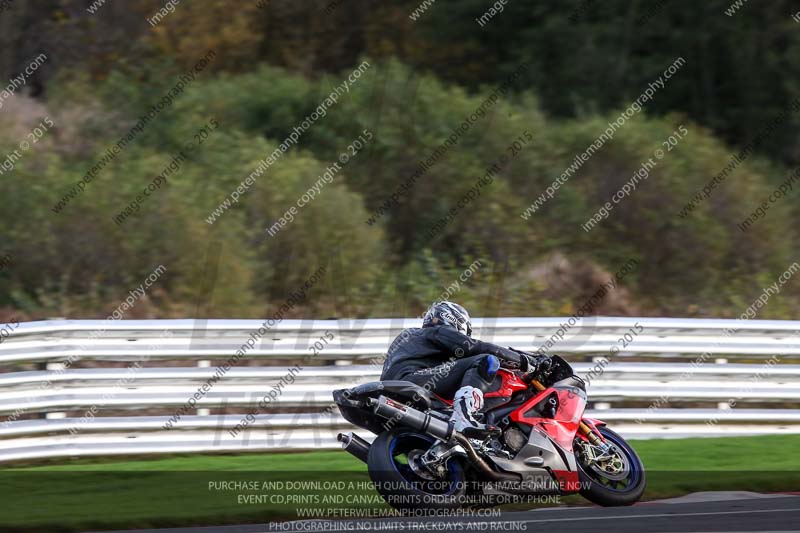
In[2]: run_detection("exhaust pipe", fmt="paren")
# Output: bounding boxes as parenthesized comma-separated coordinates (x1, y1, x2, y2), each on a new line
(371, 395, 520, 482)
(372, 396, 453, 441)
(337, 432, 370, 463)
(452, 433, 520, 482)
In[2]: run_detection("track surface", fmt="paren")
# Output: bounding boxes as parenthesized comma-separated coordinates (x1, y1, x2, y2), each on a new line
(94, 492, 800, 533)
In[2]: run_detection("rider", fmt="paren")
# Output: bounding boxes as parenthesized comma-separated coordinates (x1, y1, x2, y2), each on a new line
(381, 301, 548, 435)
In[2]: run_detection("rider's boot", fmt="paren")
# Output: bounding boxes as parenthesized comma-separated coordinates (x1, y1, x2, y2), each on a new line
(450, 386, 497, 440)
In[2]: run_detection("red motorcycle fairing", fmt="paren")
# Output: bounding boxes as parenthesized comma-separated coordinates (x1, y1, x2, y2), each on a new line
(511, 386, 586, 492)
(510, 387, 584, 451)
(427, 368, 594, 494)
(484, 370, 528, 398)
(484, 369, 588, 493)
(552, 470, 582, 493)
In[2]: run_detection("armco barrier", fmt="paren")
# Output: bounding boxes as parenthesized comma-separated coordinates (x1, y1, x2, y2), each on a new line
(1, 317, 798, 462)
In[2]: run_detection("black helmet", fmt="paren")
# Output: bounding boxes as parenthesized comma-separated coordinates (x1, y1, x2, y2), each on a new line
(422, 301, 472, 336)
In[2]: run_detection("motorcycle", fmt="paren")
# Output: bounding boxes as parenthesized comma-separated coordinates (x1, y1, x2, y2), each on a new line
(333, 353, 645, 510)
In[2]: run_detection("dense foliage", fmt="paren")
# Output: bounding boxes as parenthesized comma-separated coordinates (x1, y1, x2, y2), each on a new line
(0, 0, 797, 320)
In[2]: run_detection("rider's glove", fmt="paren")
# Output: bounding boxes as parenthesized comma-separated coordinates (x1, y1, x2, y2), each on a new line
(497, 347, 526, 369)
(523, 353, 553, 375)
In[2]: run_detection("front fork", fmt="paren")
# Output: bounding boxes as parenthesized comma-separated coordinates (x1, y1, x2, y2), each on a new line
(579, 421, 605, 446)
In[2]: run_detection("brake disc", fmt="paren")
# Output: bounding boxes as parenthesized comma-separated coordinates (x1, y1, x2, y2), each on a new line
(591, 449, 630, 481)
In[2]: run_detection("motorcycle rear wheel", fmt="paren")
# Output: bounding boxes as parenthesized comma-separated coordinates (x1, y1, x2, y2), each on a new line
(576, 426, 646, 506)
(367, 430, 467, 511)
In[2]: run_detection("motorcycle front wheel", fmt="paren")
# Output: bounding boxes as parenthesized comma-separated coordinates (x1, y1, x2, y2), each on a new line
(576, 426, 646, 506)
(367, 430, 467, 511)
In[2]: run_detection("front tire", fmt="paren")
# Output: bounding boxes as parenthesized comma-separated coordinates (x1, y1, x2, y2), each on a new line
(576, 426, 646, 506)
(367, 430, 466, 511)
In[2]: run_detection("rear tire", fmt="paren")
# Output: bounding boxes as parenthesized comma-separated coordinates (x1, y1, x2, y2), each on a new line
(367, 430, 467, 511)
(577, 426, 646, 506)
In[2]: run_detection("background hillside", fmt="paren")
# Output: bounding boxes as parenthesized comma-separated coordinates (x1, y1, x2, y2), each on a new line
(1, 0, 798, 321)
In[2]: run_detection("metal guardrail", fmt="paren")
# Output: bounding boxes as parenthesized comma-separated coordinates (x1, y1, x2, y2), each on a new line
(3, 363, 800, 415)
(3, 316, 800, 363)
(3, 410, 800, 463)
(1, 317, 799, 463)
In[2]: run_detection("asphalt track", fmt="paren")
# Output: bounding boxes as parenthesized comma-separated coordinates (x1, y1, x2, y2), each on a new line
(94, 492, 800, 533)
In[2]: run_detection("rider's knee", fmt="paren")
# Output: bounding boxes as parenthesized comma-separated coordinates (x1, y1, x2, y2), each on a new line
(478, 354, 500, 381)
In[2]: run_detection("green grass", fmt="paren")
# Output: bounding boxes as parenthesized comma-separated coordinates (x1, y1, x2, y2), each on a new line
(18, 450, 365, 472)
(2, 435, 799, 532)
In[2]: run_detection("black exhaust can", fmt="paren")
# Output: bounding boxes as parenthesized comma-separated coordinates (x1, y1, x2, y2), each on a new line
(337, 432, 370, 463)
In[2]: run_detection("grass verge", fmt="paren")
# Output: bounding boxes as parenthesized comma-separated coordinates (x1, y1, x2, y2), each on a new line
(2, 435, 799, 532)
